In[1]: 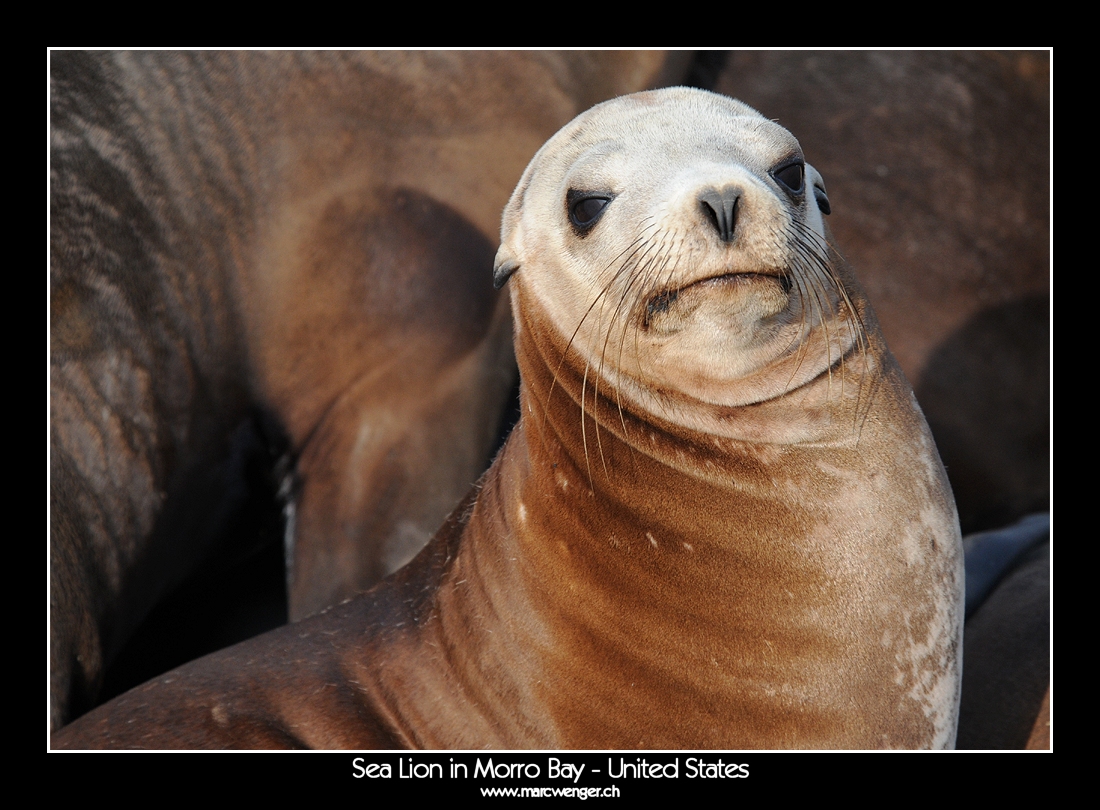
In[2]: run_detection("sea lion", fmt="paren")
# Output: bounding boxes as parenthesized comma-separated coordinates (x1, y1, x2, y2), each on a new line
(49, 50, 691, 729)
(53, 87, 963, 749)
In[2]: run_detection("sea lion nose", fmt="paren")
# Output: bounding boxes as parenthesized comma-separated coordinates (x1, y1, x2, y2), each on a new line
(698, 185, 741, 243)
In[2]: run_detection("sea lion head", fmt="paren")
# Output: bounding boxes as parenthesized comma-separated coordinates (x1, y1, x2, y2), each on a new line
(494, 88, 862, 425)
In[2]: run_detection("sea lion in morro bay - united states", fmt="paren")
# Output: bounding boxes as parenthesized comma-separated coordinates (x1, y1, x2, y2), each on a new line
(53, 88, 963, 749)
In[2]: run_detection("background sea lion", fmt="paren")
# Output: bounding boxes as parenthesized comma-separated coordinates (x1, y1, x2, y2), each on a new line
(957, 514, 1050, 749)
(49, 50, 693, 729)
(53, 88, 963, 750)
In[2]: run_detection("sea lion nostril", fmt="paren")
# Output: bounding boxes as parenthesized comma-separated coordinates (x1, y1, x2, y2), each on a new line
(699, 186, 740, 243)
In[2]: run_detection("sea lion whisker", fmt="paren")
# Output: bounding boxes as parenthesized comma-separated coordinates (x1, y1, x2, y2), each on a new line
(790, 230, 840, 398)
(771, 225, 819, 393)
(597, 229, 682, 475)
(589, 225, 665, 480)
(579, 357, 601, 491)
(601, 243, 670, 465)
(547, 230, 654, 409)
(795, 231, 837, 400)
(623, 229, 680, 407)
(820, 241, 871, 419)
(632, 237, 691, 429)
(794, 219, 870, 415)
(586, 222, 662, 371)
(791, 220, 858, 404)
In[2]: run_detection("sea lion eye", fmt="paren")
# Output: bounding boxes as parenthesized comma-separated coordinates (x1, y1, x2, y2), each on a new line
(567, 190, 613, 234)
(771, 160, 805, 196)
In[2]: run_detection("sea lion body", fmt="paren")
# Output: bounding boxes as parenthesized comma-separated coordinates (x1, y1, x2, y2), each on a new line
(53, 88, 963, 749)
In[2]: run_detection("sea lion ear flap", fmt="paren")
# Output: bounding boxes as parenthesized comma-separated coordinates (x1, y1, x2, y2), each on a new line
(806, 164, 831, 215)
(493, 250, 520, 290)
(804, 164, 831, 240)
(493, 194, 523, 289)
(493, 172, 530, 289)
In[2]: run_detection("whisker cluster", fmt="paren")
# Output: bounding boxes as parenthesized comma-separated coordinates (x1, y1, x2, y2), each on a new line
(547, 211, 871, 488)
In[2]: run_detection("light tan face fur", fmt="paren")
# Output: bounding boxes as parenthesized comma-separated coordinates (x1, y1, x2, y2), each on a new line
(496, 89, 856, 420)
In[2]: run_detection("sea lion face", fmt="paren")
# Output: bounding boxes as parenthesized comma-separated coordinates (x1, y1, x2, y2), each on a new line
(495, 88, 854, 414)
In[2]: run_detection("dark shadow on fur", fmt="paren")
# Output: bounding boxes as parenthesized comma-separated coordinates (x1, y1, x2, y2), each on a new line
(916, 295, 1049, 535)
(99, 410, 290, 705)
